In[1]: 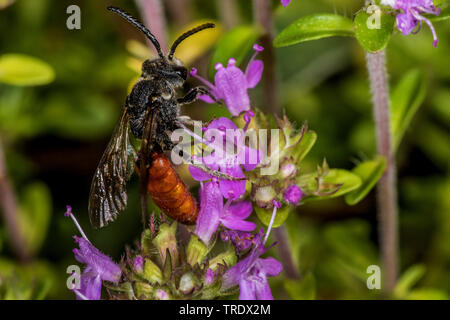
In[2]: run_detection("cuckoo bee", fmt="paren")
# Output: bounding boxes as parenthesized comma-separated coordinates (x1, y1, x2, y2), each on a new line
(89, 6, 218, 228)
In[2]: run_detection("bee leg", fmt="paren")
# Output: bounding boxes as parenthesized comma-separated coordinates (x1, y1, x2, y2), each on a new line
(177, 86, 220, 105)
(189, 162, 246, 181)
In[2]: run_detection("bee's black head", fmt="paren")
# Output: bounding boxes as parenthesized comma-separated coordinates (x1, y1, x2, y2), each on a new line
(142, 58, 188, 87)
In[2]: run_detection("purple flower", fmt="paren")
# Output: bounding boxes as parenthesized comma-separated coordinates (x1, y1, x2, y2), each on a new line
(190, 44, 264, 116)
(205, 269, 215, 285)
(133, 255, 144, 273)
(65, 206, 121, 300)
(195, 181, 256, 245)
(283, 184, 302, 205)
(189, 117, 261, 200)
(221, 229, 261, 253)
(381, 0, 441, 46)
(222, 241, 282, 300)
(281, 0, 291, 7)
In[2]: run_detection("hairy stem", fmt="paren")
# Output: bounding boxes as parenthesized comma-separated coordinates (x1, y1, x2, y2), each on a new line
(135, 0, 168, 52)
(273, 226, 299, 279)
(366, 50, 398, 292)
(252, 0, 281, 115)
(0, 139, 29, 262)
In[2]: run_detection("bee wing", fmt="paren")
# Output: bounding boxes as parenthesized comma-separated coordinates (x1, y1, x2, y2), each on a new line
(88, 107, 136, 228)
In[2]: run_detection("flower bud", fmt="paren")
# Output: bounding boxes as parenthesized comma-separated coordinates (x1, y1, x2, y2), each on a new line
(155, 289, 169, 300)
(284, 184, 302, 205)
(186, 235, 208, 267)
(209, 247, 237, 271)
(133, 255, 144, 274)
(143, 258, 163, 284)
(152, 222, 178, 267)
(254, 185, 276, 208)
(134, 281, 153, 299)
(179, 272, 197, 295)
(280, 162, 296, 178)
(204, 269, 215, 286)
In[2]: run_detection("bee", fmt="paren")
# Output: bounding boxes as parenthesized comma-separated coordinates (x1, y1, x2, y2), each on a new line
(88, 6, 217, 228)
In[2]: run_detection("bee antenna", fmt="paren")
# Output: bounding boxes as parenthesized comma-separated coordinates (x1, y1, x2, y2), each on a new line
(107, 6, 164, 59)
(168, 23, 215, 60)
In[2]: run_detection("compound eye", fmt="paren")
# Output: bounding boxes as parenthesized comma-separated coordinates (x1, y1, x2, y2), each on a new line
(175, 67, 188, 80)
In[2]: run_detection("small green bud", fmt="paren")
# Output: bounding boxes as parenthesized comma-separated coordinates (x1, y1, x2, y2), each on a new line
(153, 222, 178, 267)
(186, 235, 208, 267)
(134, 281, 153, 299)
(209, 247, 237, 271)
(143, 258, 163, 284)
(179, 272, 197, 295)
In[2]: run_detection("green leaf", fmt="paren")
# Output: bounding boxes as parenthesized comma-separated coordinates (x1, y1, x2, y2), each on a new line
(283, 273, 316, 300)
(209, 25, 263, 78)
(255, 206, 290, 228)
(273, 14, 354, 48)
(299, 169, 362, 202)
(0, 54, 54, 86)
(390, 69, 427, 151)
(18, 183, 52, 255)
(293, 130, 317, 164)
(354, 9, 395, 53)
(345, 156, 387, 205)
(393, 264, 426, 298)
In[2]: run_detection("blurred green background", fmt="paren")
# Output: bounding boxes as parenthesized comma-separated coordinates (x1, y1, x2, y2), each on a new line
(0, 0, 449, 299)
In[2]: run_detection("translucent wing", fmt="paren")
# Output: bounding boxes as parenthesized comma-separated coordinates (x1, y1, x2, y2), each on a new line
(88, 107, 136, 228)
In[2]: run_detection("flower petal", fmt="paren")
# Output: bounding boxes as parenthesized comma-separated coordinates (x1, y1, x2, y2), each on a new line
(238, 279, 257, 300)
(188, 165, 212, 181)
(214, 62, 250, 116)
(198, 94, 216, 104)
(74, 236, 121, 283)
(258, 257, 283, 277)
(221, 217, 256, 231)
(218, 165, 246, 199)
(242, 146, 262, 171)
(226, 200, 253, 219)
(77, 272, 102, 300)
(255, 279, 274, 300)
(195, 181, 223, 244)
(245, 60, 263, 89)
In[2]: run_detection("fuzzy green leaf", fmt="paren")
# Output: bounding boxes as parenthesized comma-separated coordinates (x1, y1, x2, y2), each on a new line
(255, 206, 290, 228)
(299, 169, 362, 202)
(393, 264, 426, 298)
(209, 25, 263, 78)
(0, 54, 54, 86)
(345, 156, 387, 205)
(274, 14, 354, 48)
(293, 130, 317, 163)
(390, 69, 427, 151)
(354, 10, 395, 53)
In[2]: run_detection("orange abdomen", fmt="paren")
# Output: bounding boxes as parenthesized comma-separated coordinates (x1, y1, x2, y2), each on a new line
(147, 152, 198, 224)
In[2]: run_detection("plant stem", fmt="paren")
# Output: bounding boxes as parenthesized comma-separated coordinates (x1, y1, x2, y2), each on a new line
(135, 0, 168, 52)
(252, 0, 297, 279)
(273, 226, 299, 279)
(0, 139, 29, 262)
(252, 0, 281, 115)
(366, 50, 398, 292)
